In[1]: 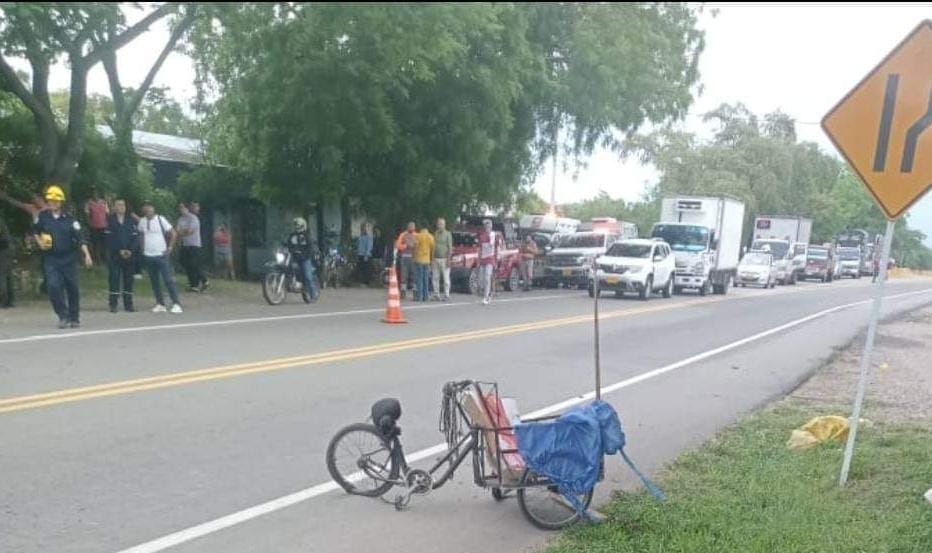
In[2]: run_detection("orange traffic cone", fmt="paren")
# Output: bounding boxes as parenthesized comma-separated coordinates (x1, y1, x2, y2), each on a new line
(382, 266, 408, 324)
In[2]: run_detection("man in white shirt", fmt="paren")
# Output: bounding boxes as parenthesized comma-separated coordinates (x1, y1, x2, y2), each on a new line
(138, 201, 183, 313)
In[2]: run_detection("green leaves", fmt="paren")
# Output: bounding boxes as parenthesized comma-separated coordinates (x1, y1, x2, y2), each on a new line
(190, 3, 704, 226)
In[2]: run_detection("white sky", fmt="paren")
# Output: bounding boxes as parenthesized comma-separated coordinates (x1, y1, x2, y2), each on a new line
(14, 3, 932, 242)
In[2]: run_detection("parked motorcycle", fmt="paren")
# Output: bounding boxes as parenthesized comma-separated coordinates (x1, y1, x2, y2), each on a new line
(262, 248, 313, 305)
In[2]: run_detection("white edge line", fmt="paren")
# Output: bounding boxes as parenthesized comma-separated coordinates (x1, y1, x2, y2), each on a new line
(0, 294, 568, 346)
(116, 287, 932, 553)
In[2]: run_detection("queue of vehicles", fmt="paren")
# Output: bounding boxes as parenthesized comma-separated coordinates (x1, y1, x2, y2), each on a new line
(428, 202, 882, 302)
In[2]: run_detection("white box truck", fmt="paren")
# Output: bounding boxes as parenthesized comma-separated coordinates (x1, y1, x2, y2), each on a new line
(651, 196, 746, 295)
(752, 216, 813, 244)
(753, 216, 813, 281)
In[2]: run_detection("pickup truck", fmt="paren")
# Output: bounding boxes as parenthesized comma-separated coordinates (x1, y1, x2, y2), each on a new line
(449, 230, 523, 294)
(543, 231, 620, 288)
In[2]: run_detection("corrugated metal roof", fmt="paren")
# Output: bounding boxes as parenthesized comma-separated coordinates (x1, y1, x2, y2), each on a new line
(95, 125, 205, 166)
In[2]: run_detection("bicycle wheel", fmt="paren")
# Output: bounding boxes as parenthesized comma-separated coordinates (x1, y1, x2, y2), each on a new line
(326, 423, 399, 497)
(517, 469, 593, 530)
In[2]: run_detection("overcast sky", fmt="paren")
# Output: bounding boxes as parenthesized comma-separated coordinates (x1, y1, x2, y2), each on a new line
(20, 3, 932, 242)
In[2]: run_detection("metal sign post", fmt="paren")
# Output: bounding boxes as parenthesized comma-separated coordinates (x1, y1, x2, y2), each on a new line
(822, 20, 932, 487)
(592, 260, 602, 400)
(838, 220, 894, 486)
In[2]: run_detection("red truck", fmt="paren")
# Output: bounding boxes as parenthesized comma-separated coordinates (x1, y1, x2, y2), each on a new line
(449, 217, 524, 295)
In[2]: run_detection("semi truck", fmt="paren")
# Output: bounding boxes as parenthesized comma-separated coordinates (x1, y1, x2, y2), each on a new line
(651, 196, 746, 296)
(835, 229, 877, 277)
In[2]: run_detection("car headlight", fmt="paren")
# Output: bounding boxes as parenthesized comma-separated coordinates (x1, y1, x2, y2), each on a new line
(692, 262, 705, 272)
(627, 266, 643, 274)
(275, 252, 286, 263)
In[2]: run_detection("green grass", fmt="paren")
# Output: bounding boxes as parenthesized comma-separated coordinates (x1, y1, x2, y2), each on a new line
(547, 403, 932, 553)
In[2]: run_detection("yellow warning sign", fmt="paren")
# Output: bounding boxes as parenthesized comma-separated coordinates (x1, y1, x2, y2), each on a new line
(822, 20, 932, 220)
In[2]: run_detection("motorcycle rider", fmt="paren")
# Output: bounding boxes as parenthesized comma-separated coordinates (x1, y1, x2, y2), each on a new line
(285, 217, 320, 302)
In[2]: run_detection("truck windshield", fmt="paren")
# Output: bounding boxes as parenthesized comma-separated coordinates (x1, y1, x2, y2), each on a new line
(807, 249, 828, 260)
(607, 243, 652, 258)
(651, 225, 708, 252)
(557, 233, 605, 249)
(838, 249, 860, 260)
(751, 240, 789, 259)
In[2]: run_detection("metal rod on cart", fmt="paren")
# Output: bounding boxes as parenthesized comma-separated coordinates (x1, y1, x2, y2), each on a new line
(592, 260, 601, 400)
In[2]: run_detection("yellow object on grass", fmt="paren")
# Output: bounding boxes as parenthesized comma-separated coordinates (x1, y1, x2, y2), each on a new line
(786, 416, 850, 451)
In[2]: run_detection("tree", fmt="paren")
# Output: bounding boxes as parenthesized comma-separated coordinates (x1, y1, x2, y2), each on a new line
(188, 3, 705, 228)
(0, 2, 183, 192)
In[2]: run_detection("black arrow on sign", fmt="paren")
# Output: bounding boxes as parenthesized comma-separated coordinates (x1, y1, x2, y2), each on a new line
(901, 87, 932, 173)
(873, 74, 899, 172)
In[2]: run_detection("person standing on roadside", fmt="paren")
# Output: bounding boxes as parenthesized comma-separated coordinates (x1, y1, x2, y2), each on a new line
(1, 189, 50, 293)
(395, 222, 417, 299)
(84, 188, 109, 265)
(138, 201, 183, 314)
(0, 215, 14, 308)
(413, 225, 434, 302)
(104, 199, 138, 313)
(33, 185, 93, 328)
(477, 219, 498, 305)
(177, 202, 209, 293)
(213, 224, 235, 280)
(431, 218, 453, 301)
(356, 223, 373, 286)
(520, 235, 539, 292)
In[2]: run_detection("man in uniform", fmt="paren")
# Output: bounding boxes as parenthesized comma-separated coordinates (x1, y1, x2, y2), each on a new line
(0, 214, 14, 308)
(105, 198, 139, 313)
(33, 185, 93, 328)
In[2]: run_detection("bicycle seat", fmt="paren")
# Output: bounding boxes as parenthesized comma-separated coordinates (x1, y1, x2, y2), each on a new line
(371, 398, 401, 437)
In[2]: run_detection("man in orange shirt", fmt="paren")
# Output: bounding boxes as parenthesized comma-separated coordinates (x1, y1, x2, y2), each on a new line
(394, 222, 417, 299)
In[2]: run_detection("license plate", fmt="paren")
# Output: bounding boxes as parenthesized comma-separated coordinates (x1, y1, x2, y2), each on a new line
(605, 276, 620, 285)
(562, 268, 572, 277)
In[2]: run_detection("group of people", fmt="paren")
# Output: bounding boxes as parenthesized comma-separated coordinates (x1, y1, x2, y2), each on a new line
(391, 218, 538, 305)
(0, 183, 229, 328)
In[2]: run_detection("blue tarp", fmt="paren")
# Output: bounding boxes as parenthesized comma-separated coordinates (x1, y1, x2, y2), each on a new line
(515, 400, 664, 517)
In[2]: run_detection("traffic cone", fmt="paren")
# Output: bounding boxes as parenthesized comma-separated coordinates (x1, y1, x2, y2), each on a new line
(382, 266, 408, 324)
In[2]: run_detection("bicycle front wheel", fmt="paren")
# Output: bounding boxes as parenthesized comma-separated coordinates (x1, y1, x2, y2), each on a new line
(517, 469, 593, 530)
(326, 423, 399, 497)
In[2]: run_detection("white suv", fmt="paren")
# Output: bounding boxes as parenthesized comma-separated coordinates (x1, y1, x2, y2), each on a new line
(590, 239, 676, 300)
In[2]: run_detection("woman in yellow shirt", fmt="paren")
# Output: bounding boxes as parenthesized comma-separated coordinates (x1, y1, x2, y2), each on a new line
(413, 228, 434, 301)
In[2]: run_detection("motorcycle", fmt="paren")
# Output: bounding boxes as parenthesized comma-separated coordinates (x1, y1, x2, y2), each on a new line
(262, 248, 313, 305)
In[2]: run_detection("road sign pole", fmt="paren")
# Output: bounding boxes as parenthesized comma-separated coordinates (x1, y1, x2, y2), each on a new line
(839, 219, 895, 487)
(592, 262, 602, 400)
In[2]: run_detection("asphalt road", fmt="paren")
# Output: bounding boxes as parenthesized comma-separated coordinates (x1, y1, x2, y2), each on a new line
(2, 277, 931, 553)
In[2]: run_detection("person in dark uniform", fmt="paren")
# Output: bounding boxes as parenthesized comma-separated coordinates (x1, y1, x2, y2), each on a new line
(0, 214, 14, 308)
(33, 185, 93, 328)
(105, 198, 139, 313)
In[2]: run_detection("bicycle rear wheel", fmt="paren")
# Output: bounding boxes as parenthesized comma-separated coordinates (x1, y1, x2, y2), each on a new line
(517, 469, 593, 530)
(326, 423, 398, 497)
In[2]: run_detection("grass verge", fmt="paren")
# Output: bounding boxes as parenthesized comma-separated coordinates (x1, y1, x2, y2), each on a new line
(547, 401, 932, 553)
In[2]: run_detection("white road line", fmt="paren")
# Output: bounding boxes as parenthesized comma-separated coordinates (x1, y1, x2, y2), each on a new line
(0, 294, 568, 346)
(116, 286, 932, 553)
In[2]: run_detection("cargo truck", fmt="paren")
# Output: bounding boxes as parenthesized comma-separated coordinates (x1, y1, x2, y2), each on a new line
(753, 216, 813, 281)
(651, 196, 746, 296)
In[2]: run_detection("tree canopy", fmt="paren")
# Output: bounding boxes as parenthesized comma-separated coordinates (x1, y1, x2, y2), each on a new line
(188, 3, 705, 225)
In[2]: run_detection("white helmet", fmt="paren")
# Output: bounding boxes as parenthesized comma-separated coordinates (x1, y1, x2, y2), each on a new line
(293, 217, 307, 232)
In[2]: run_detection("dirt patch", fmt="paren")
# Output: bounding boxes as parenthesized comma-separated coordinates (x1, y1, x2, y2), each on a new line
(790, 305, 932, 424)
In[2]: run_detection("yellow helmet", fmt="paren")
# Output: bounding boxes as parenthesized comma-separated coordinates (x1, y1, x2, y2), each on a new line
(45, 185, 66, 202)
